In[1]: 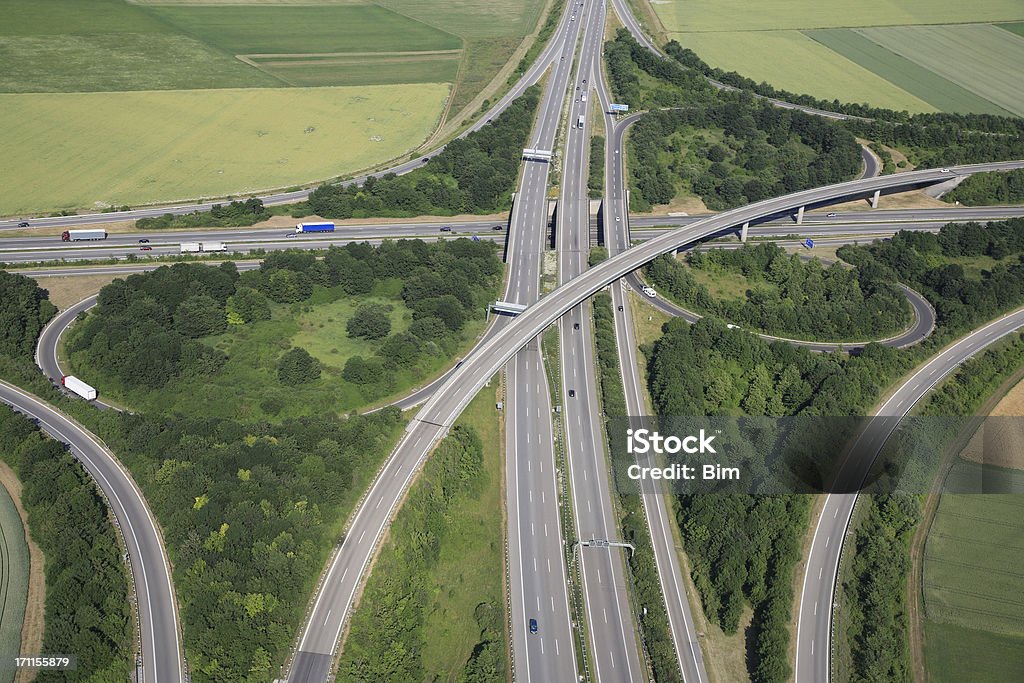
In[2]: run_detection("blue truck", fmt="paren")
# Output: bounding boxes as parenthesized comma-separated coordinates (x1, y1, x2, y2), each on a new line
(295, 222, 335, 234)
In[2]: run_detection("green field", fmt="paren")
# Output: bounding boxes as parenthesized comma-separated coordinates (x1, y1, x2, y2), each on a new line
(249, 51, 462, 87)
(652, 0, 1024, 32)
(0, 483, 29, 680)
(924, 619, 1024, 682)
(806, 29, 1008, 115)
(0, 84, 448, 215)
(857, 25, 1024, 116)
(650, 0, 1024, 115)
(923, 492, 1024, 634)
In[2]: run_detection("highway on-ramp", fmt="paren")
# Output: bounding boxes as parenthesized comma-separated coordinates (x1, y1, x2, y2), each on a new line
(0, 382, 183, 683)
(795, 306, 1024, 683)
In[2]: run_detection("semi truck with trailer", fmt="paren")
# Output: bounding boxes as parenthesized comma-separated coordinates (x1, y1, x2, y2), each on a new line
(62, 375, 97, 401)
(295, 222, 335, 233)
(180, 241, 227, 254)
(61, 229, 107, 241)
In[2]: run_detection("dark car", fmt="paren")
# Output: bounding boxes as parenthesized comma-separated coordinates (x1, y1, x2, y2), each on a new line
(492, 225, 505, 231)
(617, 305, 624, 311)
(529, 618, 538, 634)
(440, 226, 453, 232)
(568, 389, 576, 398)
(138, 238, 150, 243)
(573, 322, 580, 330)
(140, 245, 152, 251)
(422, 158, 429, 163)
(17, 221, 29, 227)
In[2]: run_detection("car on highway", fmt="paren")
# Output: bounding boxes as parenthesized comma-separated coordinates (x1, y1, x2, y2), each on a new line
(568, 389, 576, 398)
(140, 245, 152, 251)
(422, 158, 429, 163)
(573, 322, 580, 330)
(618, 305, 624, 311)
(492, 225, 504, 231)
(642, 286, 656, 297)
(941, 168, 950, 173)
(17, 221, 29, 227)
(440, 226, 453, 232)
(529, 618, 538, 634)
(138, 238, 150, 243)
(826, 212, 837, 217)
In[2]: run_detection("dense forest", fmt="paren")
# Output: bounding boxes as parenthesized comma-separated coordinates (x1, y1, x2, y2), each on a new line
(605, 30, 862, 212)
(0, 406, 132, 680)
(838, 219, 1024, 336)
(943, 169, 1024, 206)
(340, 425, 504, 681)
(67, 239, 501, 400)
(646, 243, 911, 341)
(305, 86, 540, 219)
(647, 318, 913, 682)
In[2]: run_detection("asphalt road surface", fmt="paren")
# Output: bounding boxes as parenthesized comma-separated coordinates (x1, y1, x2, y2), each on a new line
(795, 306, 1024, 683)
(0, 382, 184, 683)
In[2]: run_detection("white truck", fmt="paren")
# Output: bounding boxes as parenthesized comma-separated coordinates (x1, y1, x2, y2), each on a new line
(180, 241, 227, 254)
(61, 229, 107, 242)
(577, 114, 585, 129)
(62, 375, 97, 401)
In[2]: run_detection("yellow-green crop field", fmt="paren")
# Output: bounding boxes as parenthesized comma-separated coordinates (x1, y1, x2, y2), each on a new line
(647, 0, 1024, 116)
(0, 84, 448, 215)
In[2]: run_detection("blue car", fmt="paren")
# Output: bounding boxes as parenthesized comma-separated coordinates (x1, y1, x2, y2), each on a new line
(529, 618, 538, 634)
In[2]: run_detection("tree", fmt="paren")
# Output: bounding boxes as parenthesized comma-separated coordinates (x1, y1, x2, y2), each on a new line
(226, 287, 271, 324)
(347, 304, 392, 340)
(277, 347, 321, 385)
(174, 294, 227, 338)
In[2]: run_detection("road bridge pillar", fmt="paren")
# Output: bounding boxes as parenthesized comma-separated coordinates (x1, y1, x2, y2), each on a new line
(796, 205, 805, 224)
(871, 189, 880, 208)
(740, 221, 749, 242)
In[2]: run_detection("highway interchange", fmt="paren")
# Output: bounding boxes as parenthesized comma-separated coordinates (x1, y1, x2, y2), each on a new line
(3, 0, 1024, 680)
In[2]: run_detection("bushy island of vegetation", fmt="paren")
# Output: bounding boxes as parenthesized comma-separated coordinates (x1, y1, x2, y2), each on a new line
(46, 237, 503, 676)
(646, 242, 912, 342)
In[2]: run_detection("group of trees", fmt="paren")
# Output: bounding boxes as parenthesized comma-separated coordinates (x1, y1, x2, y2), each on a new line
(838, 219, 1024, 336)
(646, 243, 911, 342)
(136, 198, 270, 230)
(944, 169, 1024, 206)
(304, 86, 540, 219)
(647, 318, 914, 681)
(607, 31, 861, 211)
(0, 270, 56, 358)
(0, 406, 132, 680)
(340, 425, 503, 681)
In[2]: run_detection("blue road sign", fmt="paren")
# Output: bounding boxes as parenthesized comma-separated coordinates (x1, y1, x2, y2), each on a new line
(472, 234, 480, 241)
(805, 238, 814, 249)
(609, 103, 629, 113)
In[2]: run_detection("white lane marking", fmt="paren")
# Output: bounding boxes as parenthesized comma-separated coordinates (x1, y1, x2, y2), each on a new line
(324, 609, 332, 625)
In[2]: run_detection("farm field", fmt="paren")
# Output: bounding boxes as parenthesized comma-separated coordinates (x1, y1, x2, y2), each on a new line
(921, 483, 1024, 680)
(0, 483, 30, 681)
(646, 0, 1024, 115)
(3, 0, 548, 214)
(0, 84, 448, 215)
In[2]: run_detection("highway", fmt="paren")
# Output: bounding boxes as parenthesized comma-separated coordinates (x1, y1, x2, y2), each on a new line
(286, 0, 588, 679)
(597, 38, 710, 683)
(795, 306, 1024, 683)
(0, 381, 183, 683)
(557, 0, 645, 679)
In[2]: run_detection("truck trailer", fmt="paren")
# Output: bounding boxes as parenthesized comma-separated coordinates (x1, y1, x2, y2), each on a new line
(62, 375, 97, 401)
(295, 222, 335, 233)
(180, 241, 227, 254)
(61, 229, 107, 242)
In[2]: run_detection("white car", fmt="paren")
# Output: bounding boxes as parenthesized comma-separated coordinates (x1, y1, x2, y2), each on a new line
(642, 286, 656, 297)
(940, 168, 951, 173)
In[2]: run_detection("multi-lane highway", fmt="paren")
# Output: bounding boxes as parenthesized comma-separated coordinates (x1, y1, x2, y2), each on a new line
(286, 0, 589, 679)
(597, 38, 711, 683)
(795, 306, 1024, 683)
(0, 382, 184, 683)
(557, 0, 645, 679)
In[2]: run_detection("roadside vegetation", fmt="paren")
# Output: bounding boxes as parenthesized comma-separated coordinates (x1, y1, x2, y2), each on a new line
(591, 291, 681, 682)
(65, 240, 502, 419)
(340, 391, 506, 681)
(645, 242, 911, 342)
(943, 168, 1024, 206)
(297, 86, 541, 219)
(135, 199, 270, 231)
(0, 406, 132, 680)
(588, 136, 605, 198)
